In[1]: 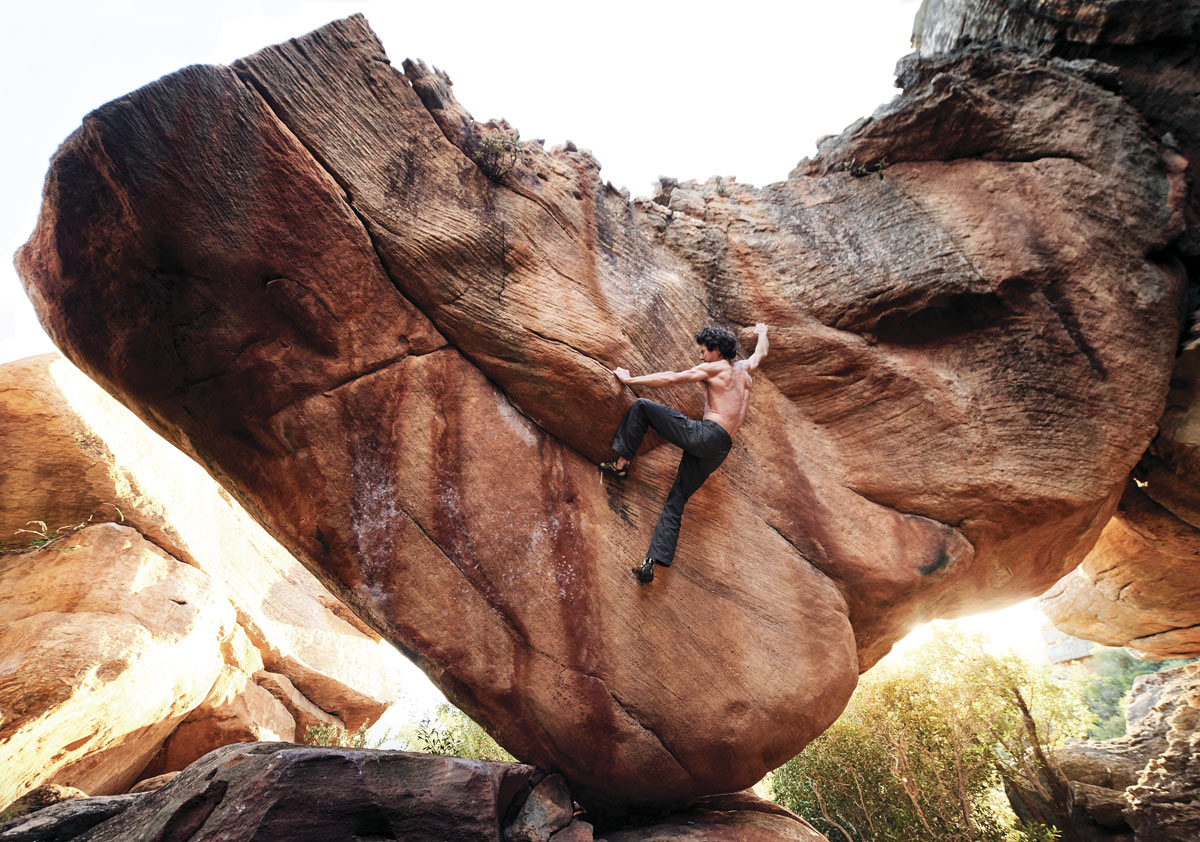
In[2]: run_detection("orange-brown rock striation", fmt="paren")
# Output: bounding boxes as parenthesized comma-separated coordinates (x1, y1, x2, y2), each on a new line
(913, 0, 1200, 659)
(14, 12, 1188, 807)
(0, 354, 413, 807)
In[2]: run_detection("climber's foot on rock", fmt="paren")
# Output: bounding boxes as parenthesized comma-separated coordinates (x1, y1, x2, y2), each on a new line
(633, 558, 656, 583)
(599, 460, 630, 479)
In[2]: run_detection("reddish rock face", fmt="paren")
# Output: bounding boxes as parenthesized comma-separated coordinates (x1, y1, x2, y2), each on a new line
(1041, 476, 1200, 658)
(14, 12, 1186, 807)
(914, 0, 1200, 659)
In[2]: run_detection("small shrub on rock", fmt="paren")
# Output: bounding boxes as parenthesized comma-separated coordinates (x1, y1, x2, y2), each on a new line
(412, 704, 513, 762)
(473, 132, 528, 182)
(304, 720, 373, 749)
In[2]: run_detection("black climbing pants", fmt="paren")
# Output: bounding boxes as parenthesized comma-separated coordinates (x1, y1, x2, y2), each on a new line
(610, 398, 732, 566)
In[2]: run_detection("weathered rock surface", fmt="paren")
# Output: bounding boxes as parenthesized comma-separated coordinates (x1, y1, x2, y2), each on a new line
(1125, 663, 1200, 841)
(506, 773, 573, 842)
(77, 743, 536, 842)
(14, 7, 1188, 806)
(914, 0, 1200, 252)
(0, 524, 234, 805)
(1041, 662, 1200, 841)
(0, 794, 141, 842)
(1041, 478, 1200, 658)
(2, 745, 829, 842)
(0, 353, 416, 806)
(0, 353, 409, 724)
(915, 1, 1200, 660)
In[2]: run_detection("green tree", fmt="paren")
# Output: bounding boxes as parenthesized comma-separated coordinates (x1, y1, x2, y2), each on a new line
(1076, 647, 1198, 738)
(772, 626, 1091, 842)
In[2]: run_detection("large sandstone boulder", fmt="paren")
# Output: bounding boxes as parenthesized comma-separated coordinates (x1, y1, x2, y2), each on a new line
(916, 0, 1200, 660)
(14, 8, 1188, 806)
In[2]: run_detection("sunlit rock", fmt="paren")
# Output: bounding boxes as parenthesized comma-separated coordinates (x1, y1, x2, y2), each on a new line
(13, 7, 1187, 807)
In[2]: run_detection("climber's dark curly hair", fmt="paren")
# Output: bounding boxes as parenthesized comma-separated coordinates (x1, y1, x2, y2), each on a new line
(694, 325, 737, 360)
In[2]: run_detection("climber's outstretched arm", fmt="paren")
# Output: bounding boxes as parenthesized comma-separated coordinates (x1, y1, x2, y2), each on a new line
(613, 363, 720, 388)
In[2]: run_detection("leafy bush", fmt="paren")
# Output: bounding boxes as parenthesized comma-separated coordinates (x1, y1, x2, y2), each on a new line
(841, 156, 889, 179)
(772, 626, 1089, 842)
(411, 704, 513, 762)
(304, 719, 375, 748)
(473, 132, 527, 182)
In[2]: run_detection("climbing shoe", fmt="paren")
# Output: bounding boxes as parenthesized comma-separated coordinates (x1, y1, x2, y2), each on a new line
(599, 460, 630, 480)
(632, 558, 655, 583)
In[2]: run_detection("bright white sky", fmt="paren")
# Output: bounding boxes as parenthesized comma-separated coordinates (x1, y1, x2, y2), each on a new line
(1, 0, 1060, 718)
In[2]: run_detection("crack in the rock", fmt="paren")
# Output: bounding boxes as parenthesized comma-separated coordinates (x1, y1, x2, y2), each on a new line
(501, 177, 581, 243)
(603, 682, 694, 783)
(393, 496, 536, 648)
(1131, 620, 1200, 644)
(842, 482, 957, 531)
(523, 326, 600, 366)
(232, 68, 445, 323)
(977, 151, 1093, 173)
(317, 350, 437, 398)
(765, 521, 833, 581)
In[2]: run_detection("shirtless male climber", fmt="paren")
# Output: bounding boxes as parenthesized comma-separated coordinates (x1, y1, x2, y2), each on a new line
(600, 323, 769, 583)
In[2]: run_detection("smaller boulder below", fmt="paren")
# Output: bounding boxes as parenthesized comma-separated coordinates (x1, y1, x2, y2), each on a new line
(506, 774, 573, 842)
(0, 794, 141, 842)
(79, 743, 536, 842)
(4, 744, 827, 842)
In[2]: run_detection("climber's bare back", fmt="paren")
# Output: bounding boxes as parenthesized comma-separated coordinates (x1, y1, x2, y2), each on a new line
(698, 359, 753, 437)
